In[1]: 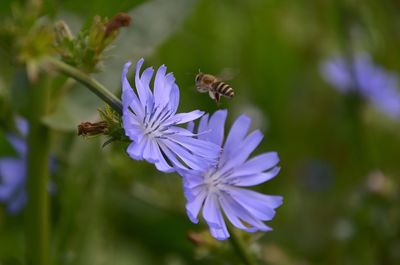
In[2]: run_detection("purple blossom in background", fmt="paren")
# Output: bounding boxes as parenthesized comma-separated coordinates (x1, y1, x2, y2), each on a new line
(121, 59, 221, 173)
(320, 52, 400, 119)
(0, 118, 28, 214)
(179, 110, 283, 240)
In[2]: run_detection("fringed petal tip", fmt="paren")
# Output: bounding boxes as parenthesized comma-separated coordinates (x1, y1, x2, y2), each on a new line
(154, 162, 174, 173)
(237, 113, 251, 125)
(274, 195, 284, 208)
(186, 210, 199, 224)
(123, 61, 132, 75)
(135, 58, 145, 73)
(210, 227, 230, 240)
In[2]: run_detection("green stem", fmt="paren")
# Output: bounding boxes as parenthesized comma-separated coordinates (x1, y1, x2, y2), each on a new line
(46, 57, 123, 114)
(335, 0, 373, 175)
(228, 226, 259, 265)
(26, 75, 51, 265)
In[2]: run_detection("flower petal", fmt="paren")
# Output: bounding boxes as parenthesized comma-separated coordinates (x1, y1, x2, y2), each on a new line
(153, 66, 173, 108)
(209, 225, 230, 240)
(168, 83, 180, 114)
(0, 158, 25, 200)
(152, 143, 174, 173)
(157, 142, 186, 170)
(7, 191, 26, 214)
(219, 194, 258, 232)
(122, 61, 143, 115)
(222, 130, 263, 170)
(126, 138, 148, 160)
(163, 139, 208, 170)
(134, 59, 154, 109)
(15, 117, 28, 136)
(186, 121, 195, 133)
(229, 187, 283, 221)
(0, 158, 25, 185)
(203, 194, 230, 240)
(232, 167, 281, 186)
(170, 110, 204, 124)
(320, 57, 352, 92)
(229, 152, 280, 178)
(143, 139, 159, 163)
(224, 191, 273, 231)
(6, 135, 27, 156)
(164, 127, 197, 137)
(197, 114, 209, 140)
(122, 115, 144, 142)
(185, 187, 207, 224)
(168, 135, 220, 162)
(223, 114, 251, 154)
(202, 193, 223, 229)
(207, 109, 227, 146)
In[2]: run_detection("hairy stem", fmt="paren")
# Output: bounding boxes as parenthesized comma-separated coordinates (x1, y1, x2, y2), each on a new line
(228, 226, 259, 265)
(26, 75, 51, 265)
(46, 58, 123, 114)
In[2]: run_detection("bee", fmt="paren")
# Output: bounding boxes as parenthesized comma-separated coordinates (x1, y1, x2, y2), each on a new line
(195, 72, 235, 104)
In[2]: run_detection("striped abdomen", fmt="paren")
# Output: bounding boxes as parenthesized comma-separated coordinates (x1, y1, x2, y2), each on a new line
(213, 81, 235, 98)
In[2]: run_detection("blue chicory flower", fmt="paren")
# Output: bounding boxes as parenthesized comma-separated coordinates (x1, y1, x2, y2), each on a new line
(320, 52, 400, 119)
(121, 58, 221, 173)
(179, 110, 283, 240)
(0, 118, 56, 214)
(0, 118, 28, 214)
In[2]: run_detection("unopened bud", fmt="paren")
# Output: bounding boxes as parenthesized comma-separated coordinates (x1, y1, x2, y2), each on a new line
(104, 12, 131, 38)
(187, 231, 205, 246)
(77, 121, 108, 136)
(54, 20, 73, 43)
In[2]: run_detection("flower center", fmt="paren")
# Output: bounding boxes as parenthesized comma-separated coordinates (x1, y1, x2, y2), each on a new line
(141, 104, 174, 139)
(204, 168, 225, 193)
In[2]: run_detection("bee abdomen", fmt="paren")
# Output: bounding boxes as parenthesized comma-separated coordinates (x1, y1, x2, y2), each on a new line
(213, 81, 235, 98)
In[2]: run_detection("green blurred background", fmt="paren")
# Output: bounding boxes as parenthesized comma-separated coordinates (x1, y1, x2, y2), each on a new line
(1, 0, 400, 264)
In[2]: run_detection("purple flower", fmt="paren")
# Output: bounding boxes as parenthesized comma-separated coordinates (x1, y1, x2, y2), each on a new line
(121, 59, 221, 173)
(0, 118, 28, 214)
(320, 52, 400, 119)
(179, 110, 283, 240)
(0, 118, 57, 214)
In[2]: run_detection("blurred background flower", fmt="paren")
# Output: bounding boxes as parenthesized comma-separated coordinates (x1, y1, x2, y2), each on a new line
(0, 118, 28, 214)
(320, 52, 400, 119)
(0, 118, 57, 215)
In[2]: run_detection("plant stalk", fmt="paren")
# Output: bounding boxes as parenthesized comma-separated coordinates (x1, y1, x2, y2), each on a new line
(46, 57, 123, 114)
(228, 226, 259, 265)
(26, 75, 51, 265)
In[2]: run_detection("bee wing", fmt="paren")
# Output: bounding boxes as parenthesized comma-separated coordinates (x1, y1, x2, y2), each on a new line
(216, 68, 239, 81)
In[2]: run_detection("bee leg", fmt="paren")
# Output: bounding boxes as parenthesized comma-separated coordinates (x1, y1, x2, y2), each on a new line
(214, 92, 221, 105)
(208, 90, 216, 100)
